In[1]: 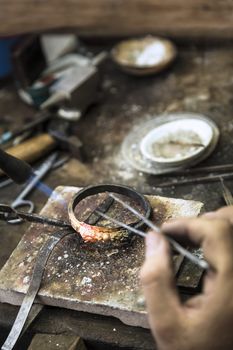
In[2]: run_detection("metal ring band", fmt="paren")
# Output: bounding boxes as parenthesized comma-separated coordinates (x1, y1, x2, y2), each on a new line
(68, 184, 151, 243)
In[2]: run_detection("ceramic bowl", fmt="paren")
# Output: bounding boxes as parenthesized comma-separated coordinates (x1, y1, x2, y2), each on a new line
(140, 118, 214, 166)
(111, 36, 176, 76)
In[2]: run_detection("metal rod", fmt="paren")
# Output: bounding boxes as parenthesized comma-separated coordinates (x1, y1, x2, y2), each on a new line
(172, 163, 233, 175)
(0, 204, 71, 228)
(157, 172, 233, 187)
(0, 178, 14, 189)
(95, 210, 146, 238)
(220, 177, 233, 206)
(108, 193, 209, 270)
(86, 197, 114, 225)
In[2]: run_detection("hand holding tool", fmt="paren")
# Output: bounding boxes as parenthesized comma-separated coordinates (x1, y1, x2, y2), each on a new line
(96, 193, 209, 270)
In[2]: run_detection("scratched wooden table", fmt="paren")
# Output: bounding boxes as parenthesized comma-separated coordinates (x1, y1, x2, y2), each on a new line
(0, 42, 233, 349)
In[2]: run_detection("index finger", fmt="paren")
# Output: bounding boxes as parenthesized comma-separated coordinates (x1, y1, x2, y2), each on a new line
(162, 218, 233, 274)
(140, 231, 183, 339)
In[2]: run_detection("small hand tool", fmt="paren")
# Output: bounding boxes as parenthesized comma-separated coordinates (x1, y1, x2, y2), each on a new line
(96, 193, 209, 270)
(158, 171, 233, 187)
(40, 52, 107, 114)
(0, 148, 33, 184)
(48, 129, 83, 160)
(0, 134, 56, 177)
(0, 154, 70, 189)
(0, 204, 71, 228)
(9, 152, 58, 223)
(220, 177, 233, 206)
(0, 112, 50, 145)
(173, 163, 233, 175)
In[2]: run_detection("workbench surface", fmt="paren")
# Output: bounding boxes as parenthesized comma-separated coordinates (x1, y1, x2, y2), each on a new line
(0, 41, 233, 350)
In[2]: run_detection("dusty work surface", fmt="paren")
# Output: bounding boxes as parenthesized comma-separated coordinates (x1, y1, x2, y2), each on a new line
(0, 186, 202, 328)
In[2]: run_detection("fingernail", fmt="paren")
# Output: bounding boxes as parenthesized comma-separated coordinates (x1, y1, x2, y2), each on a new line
(145, 232, 162, 258)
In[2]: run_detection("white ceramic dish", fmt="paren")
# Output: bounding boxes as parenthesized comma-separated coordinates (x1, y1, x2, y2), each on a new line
(122, 113, 219, 175)
(140, 118, 214, 166)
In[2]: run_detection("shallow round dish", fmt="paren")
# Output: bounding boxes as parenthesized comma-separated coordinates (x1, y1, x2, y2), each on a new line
(140, 118, 213, 166)
(111, 36, 176, 75)
(121, 113, 219, 175)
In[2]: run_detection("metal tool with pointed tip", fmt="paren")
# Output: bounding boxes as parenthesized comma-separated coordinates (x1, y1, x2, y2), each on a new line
(96, 193, 209, 271)
(220, 177, 233, 206)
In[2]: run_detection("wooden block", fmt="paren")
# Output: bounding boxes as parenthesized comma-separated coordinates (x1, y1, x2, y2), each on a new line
(28, 334, 87, 350)
(1, 1, 233, 39)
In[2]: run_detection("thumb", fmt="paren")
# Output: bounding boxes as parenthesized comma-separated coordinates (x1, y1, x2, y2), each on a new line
(140, 231, 182, 336)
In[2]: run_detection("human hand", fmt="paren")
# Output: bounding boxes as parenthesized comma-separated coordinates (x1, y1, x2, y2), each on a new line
(203, 205, 233, 224)
(140, 217, 233, 350)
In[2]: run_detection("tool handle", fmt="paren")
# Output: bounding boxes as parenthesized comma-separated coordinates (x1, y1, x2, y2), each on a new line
(0, 134, 56, 178)
(0, 148, 33, 184)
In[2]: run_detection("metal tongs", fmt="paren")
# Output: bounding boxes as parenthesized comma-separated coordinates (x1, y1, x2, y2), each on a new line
(0, 204, 71, 228)
(96, 193, 209, 270)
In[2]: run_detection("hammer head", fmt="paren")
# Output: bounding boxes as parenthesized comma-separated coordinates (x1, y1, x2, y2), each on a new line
(49, 130, 83, 160)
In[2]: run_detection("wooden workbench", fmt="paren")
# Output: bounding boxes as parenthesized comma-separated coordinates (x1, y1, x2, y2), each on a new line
(2, 1, 233, 39)
(0, 41, 233, 349)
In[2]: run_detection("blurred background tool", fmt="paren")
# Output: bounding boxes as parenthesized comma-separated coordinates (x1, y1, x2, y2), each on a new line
(0, 204, 71, 228)
(40, 64, 97, 113)
(47, 118, 83, 160)
(0, 112, 50, 145)
(0, 134, 56, 177)
(0, 148, 60, 219)
(0, 148, 33, 184)
(157, 171, 233, 187)
(220, 177, 233, 206)
(10, 35, 106, 118)
(9, 152, 58, 219)
(0, 118, 83, 177)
